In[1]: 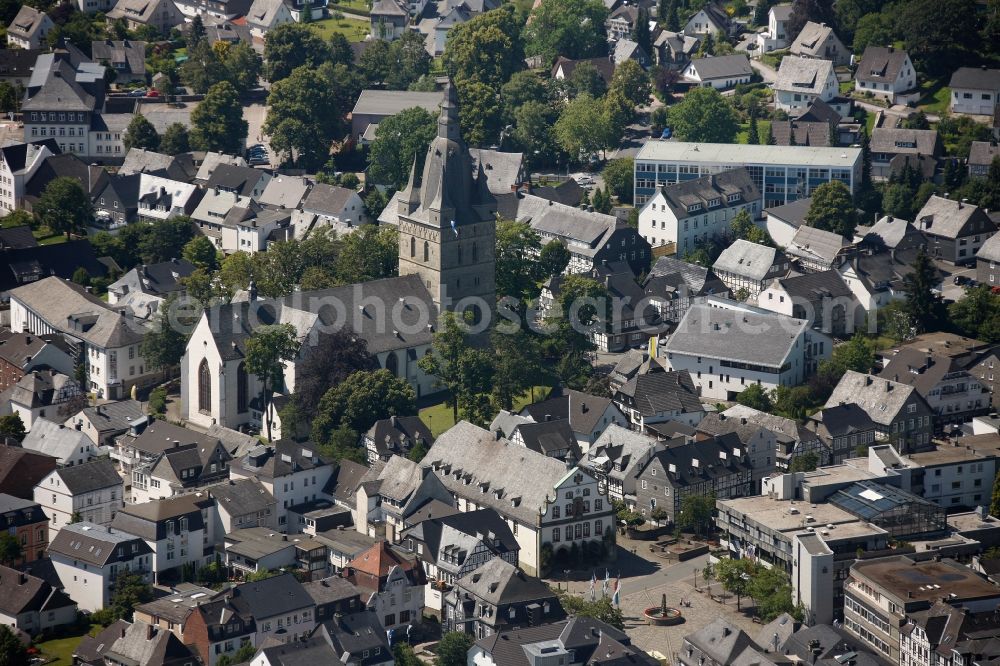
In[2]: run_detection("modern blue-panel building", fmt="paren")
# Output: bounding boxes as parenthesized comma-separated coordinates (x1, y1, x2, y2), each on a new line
(634, 141, 863, 209)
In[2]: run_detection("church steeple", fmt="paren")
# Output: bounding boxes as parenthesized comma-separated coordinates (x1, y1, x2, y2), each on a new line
(438, 79, 462, 143)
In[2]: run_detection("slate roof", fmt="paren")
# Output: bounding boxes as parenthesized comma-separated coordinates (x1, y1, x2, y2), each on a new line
(456, 557, 558, 606)
(789, 21, 840, 57)
(468, 148, 524, 195)
(474, 617, 640, 666)
(915, 195, 996, 240)
(25, 153, 107, 200)
(0, 568, 75, 625)
(125, 419, 218, 456)
(879, 349, 972, 396)
(422, 421, 575, 524)
(765, 197, 812, 227)
(785, 226, 848, 266)
(205, 163, 268, 197)
(870, 128, 940, 156)
(351, 89, 442, 116)
(111, 494, 212, 540)
(551, 56, 616, 85)
(365, 415, 433, 460)
(807, 403, 877, 439)
(520, 389, 617, 436)
(373, 454, 424, 504)
(53, 459, 122, 495)
(105, 621, 198, 666)
(511, 418, 581, 458)
(48, 522, 152, 567)
(796, 98, 841, 124)
(246, 0, 287, 26)
(0, 494, 47, 528)
(75, 620, 131, 665)
(0, 140, 59, 179)
(713, 239, 786, 281)
(21, 57, 95, 113)
(209, 478, 275, 516)
(259, 635, 345, 666)
(258, 175, 310, 209)
(327, 460, 372, 506)
(0, 331, 62, 368)
(21, 418, 94, 462)
(949, 67, 1000, 92)
(651, 168, 760, 221)
(302, 183, 357, 216)
(856, 46, 911, 84)
(719, 404, 814, 444)
(400, 508, 518, 567)
(90, 40, 145, 76)
(617, 370, 703, 417)
(0, 242, 109, 294)
(970, 141, 1000, 167)
(774, 55, 834, 96)
(686, 54, 752, 81)
(119, 148, 193, 182)
(770, 268, 853, 301)
(771, 120, 834, 147)
(859, 215, 924, 251)
(584, 425, 658, 483)
(302, 575, 360, 608)
(824, 370, 926, 427)
(0, 49, 45, 81)
(978, 231, 1000, 263)
(0, 446, 56, 499)
(230, 571, 312, 618)
(644, 255, 728, 297)
(318, 611, 390, 663)
(685, 618, 756, 665)
(665, 303, 807, 367)
(8, 7, 49, 42)
(231, 439, 330, 481)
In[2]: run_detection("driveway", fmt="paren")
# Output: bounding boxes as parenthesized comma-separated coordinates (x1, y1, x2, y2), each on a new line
(935, 261, 976, 303)
(243, 102, 275, 165)
(750, 59, 776, 84)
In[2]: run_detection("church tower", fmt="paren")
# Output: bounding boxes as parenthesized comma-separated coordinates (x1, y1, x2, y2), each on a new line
(396, 81, 497, 321)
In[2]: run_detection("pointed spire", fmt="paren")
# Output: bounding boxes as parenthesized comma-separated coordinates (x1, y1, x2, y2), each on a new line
(438, 78, 462, 142)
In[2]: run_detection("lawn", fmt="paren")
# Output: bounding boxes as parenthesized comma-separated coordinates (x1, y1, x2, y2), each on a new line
(419, 385, 554, 437)
(328, 0, 369, 12)
(917, 78, 951, 115)
(36, 624, 101, 666)
(309, 16, 369, 41)
(736, 119, 771, 144)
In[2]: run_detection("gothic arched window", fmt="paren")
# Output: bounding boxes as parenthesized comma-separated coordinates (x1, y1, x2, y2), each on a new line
(198, 359, 211, 413)
(472, 242, 478, 262)
(385, 351, 398, 377)
(423, 240, 429, 262)
(236, 362, 248, 413)
(410, 236, 416, 258)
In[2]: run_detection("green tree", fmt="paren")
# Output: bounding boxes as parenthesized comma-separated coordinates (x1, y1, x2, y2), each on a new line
(359, 38, 392, 83)
(676, 493, 714, 536)
(991, 470, 1000, 518)
(490, 330, 542, 411)
(736, 382, 772, 412)
(788, 451, 819, 473)
(786, 0, 837, 44)
(221, 42, 263, 94)
(394, 643, 423, 666)
(502, 70, 550, 122)
(0, 625, 29, 666)
(294, 329, 376, 416)
(160, 123, 191, 155)
(140, 294, 192, 371)
(335, 225, 399, 284)
(667, 87, 738, 143)
(826, 334, 876, 374)
(804, 180, 857, 237)
(554, 93, 613, 161)
(898, 0, 979, 74)
(182, 235, 219, 270)
(565, 61, 607, 98)
(0, 532, 21, 565)
(633, 7, 652, 55)
(602, 158, 634, 203)
(457, 79, 504, 146)
(747, 115, 760, 144)
(245, 324, 301, 441)
(559, 595, 625, 630)
(35, 177, 92, 238)
(312, 369, 416, 439)
(148, 387, 167, 415)
(435, 632, 476, 666)
(513, 100, 560, 167)
(495, 219, 542, 300)
(107, 572, 153, 622)
(314, 423, 365, 464)
(190, 81, 247, 154)
(949, 286, 1000, 343)
(386, 31, 432, 90)
(524, 0, 609, 63)
(539, 240, 571, 278)
(747, 566, 798, 621)
(851, 11, 894, 53)
(714, 557, 755, 610)
(180, 39, 228, 94)
(770, 384, 813, 420)
(123, 114, 160, 151)
(665, 0, 680, 30)
(881, 182, 915, 220)
(903, 249, 946, 334)
(443, 5, 524, 91)
(72, 267, 90, 286)
(367, 106, 438, 190)
(140, 218, 196, 264)
(264, 23, 330, 81)
(419, 312, 475, 421)
(0, 414, 26, 443)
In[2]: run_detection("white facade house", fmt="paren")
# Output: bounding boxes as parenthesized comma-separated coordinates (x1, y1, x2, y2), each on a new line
(637, 168, 761, 253)
(855, 47, 917, 104)
(712, 239, 790, 298)
(949, 67, 1000, 115)
(47, 522, 153, 612)
(756, 3, 792, 52)
(773, 56, 838, 113)
(137, 173, 202, 223)
(663, 301, 831, 401)
(6, 7, 53, 49)
(9, 276, 152, 400)
(0, 140, 58, 216)
(681, 55, 753, 90)
(34, 459, 123, 538)
(682, 3, 730, 36)
(9, 376, 82, 431)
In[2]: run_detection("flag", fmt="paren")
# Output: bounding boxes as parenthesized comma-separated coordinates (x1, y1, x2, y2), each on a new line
(602, 569, 610, 597)
(450, 219, 459, 236)
(590, 571, 596, 601)
(611, 576, 621, 607)
(649, 335, 658, 359)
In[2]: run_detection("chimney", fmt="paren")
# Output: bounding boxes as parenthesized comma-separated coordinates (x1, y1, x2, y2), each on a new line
(544, 414, 552, 422)
(390, 415, 397, 427)
(885, 380, 892, 392)
(18, 573, 26, 585)
(145, 624, 155, 641)
(494, 429, 503, 440)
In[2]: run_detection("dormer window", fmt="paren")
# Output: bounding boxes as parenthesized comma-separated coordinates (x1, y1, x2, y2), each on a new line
(707, 198, 721, 208)
(687, 203, 702, 213)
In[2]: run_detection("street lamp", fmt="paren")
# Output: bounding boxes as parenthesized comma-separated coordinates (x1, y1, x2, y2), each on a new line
(563, 568, 571, 592)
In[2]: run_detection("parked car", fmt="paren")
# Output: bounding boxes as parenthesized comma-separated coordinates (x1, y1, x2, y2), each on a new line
(128, 88, 147, 97)
(660, 127, 672, 139)
(954, 275, 972, 286)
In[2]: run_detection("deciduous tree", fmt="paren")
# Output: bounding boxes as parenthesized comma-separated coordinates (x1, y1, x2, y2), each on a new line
(190, 82, 247, 154)
(123, 114, 160, 151)
(903, 248, 946, 333)
(160, 123, 191, 155)
(524, 0, 609, 63)
(245, 324, 301, 441)
(35, 177, 92, 238)
(312, 369, 415, 438)
(367, 106, 437, 189)
(263, 23, 330, 81)
(667, 87, 738, 143)
(805, 180, 857, 237)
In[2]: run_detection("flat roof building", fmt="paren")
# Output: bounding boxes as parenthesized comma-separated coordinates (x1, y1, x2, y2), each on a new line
(634, 141, 862, 208)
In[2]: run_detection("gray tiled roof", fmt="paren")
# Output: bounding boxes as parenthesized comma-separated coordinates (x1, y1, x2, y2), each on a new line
(468, 148, 524, 195)
(856, 46, 910, 84)
(665, 303, 807, 368)
(915, 195, 996, 240)
(455, 557, 558, 606)
(302, 183, 356, 216)
(258, 175, 310, 209)
(653, 168, 760, 221)
(21, 418, 94, 462)
(786, 226, 847, 265)
(55, 459, 122, 495)
(713, 239, 785, 281)
(617, 370, 703, 417)
(790, 21, 840, 57)
(870, 128, 940, 156)
(48, 522, 151, 566)
(824, 370, 923, 427)
(970, 141, 1000, 167)
(584, 424, 658, 482)
(949, 67, 1000, 92)
(686, 54, 752, 81)
(90, 40, 145, 76)
(774, 55, 834, 95)
(771, 268, 853, 301)
(8, 7, 49, 41)
(351, 89, 442, 116)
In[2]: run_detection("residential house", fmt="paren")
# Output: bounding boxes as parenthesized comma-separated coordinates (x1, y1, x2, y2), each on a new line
(756, 3, 792, 52)
(349, 90, 443, 144)
(773, 56, 839, 114)
(784, 226, 850, 273)
(0, 49, 43, 88)
(362, 416, 433, 465)
(518, 389, 630, 449)
(251, 635, 344, 666)
(208, 478, 277, 533)
(976, 230, 1000, 286)
(107, 0, 184, 35)
(0, 331, 75, 392)
(825, 370, 935, 453)
(0, 139, 60, 216)
(855, 46, 917, 104)
(612, 39, 651, 69)
(131, 583, 222, 642)
(0, 494, 48, 563)
(683, 2, 733, 36)
(192, 190, 291, 254)
(225, 573, 316, 644)
(399, 508, 518, 613)
(637, 167, 762, 253)
(74, 620, 132, 666)
(0, 225, 38, 250)
(107, 259, 197, 318)
(6, 373, 82, 431)
(605, 5, 642, 41)
(758, 269, 860, 336)
(681, 55, 753, 90)
(47, 522, 153, 612)
(91, 40, 145, 84)
(114, 419, 207, 480)
(491, 414, 581, 461)
(312, 528, 377, 574)
(969, 141, 1000, 178)
(315, 611, 392, 666)
(550, 56, 616, 89)
(0, 446, 56, 500)
(181, 594, 256, 666)
(633, 433, 753, 523)
(712, 239, 790, 298)
(369, 0, 409, 40)
(949, 67, 1000, 116)
(761, 197, 813, 247)
(879, 348, 989, 424)
(789, 21, 848, 65)
(915, 195, 998, 265)
(703, 404, 824, 471)
(294, 183, 368, 238)
(110, 493, 218, 582)
(805, 403, 877, 464)
(6, 7, 53, 50)
(343, 540, 425, 630)
(443, 558, 564, 639)
(422, 421, 615, 576)
(222, 527, 327, 581)
(172, 0, 254, 21)
(35, 459, 123, 538)
(258, 175, 310, 210)
(653, 30, 700, 70)
(229, 440, 335, 528)
(471, 617, 657, 666)
(869, 127, 941, 181)
(104, 620, 200, 666)
(130, 435, 232, 504)
(770, 115, 839, 147)
(360, 454, 454, 542)
(662, 301, 832, 401)
(245, 0, 293, 39)
(642, 256, 729, 323)
(302, 576, 362, 624)
(119, 147, 196, 182)
(20, 418, 96, 466)
(137, 173, 203, 222)
(581, 425, 660, 507)
(92, 172, 141, 230)
(204, 163, 271, 200)
(612, 370, 705, 432)
(0, 565, 76, 635)
(838, 246, 930, 314)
